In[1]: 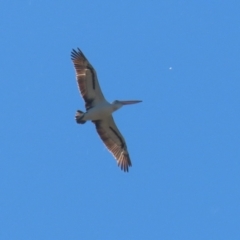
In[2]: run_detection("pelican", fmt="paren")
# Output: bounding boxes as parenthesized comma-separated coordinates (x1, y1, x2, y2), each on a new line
(71, 48, 142, 172)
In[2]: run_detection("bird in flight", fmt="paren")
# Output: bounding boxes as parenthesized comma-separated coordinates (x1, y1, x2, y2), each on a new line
(71, 48, 142, 172)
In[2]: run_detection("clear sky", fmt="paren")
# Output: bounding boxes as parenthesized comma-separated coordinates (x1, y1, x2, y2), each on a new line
(1, 1, 240, 239)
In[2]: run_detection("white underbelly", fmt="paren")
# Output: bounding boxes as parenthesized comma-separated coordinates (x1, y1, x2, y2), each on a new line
(83, 103, 113, 121)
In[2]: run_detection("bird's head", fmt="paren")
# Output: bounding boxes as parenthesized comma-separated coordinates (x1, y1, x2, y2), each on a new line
(112, 100, 142, 111)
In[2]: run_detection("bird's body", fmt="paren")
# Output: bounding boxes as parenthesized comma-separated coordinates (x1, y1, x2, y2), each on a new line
(71, 48, 142, 172)
(79, 100, 114, 121)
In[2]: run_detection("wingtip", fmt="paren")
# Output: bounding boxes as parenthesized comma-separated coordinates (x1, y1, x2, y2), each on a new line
(71, 48, 87, 61)
(118, 154, 132, 172)
(70, 48, 78, 60)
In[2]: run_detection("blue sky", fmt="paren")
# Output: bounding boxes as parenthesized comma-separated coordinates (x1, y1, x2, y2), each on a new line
(1, 1, 240, 239)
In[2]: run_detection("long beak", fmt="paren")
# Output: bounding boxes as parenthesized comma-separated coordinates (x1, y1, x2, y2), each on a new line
(118, 100, 142, 105)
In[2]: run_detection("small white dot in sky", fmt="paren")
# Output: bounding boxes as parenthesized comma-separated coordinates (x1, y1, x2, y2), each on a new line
(169, 67, 172, 70)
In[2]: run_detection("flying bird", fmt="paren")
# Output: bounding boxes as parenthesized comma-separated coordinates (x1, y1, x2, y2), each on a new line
(71, 48, 142, 172)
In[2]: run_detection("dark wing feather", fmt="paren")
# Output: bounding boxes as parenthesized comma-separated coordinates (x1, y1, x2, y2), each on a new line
(71, 48, 105, 110)
(93, 116, 132, 172)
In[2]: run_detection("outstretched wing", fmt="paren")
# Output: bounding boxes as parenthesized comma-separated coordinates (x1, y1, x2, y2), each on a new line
(71, 48, 106, 110)
(93, 116, 132, 172)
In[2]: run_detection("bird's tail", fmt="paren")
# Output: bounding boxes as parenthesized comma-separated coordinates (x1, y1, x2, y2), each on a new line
(75, 110, 86, 124)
